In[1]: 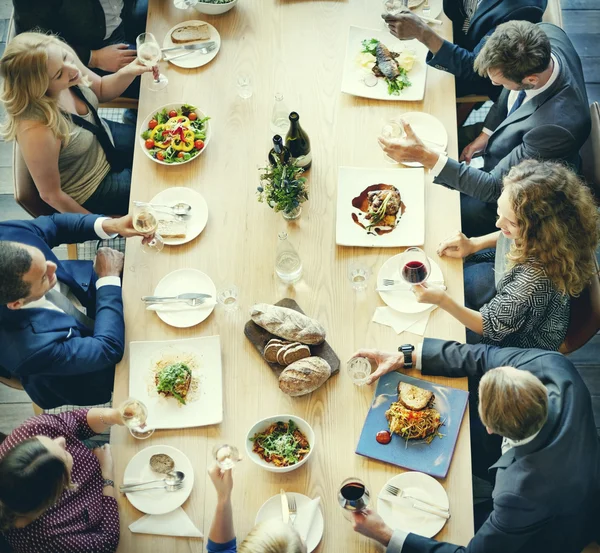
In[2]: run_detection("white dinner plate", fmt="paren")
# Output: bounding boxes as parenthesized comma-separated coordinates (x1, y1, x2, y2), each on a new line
(150, 187, 208, 246)
(255, 493, 324, 553)
(390, 112, 448, 168)
(153, 268, 216, 328)
(377, 254, 444, 313)
(342, 26, 429, 101)
(123, 445, 195, 515)
(129, 335, 223, 429)
(377, 472, 449, 538)
(162, 20, 221, 69)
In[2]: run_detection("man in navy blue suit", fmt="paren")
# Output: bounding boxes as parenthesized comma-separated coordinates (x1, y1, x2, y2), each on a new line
(0, 213, 147, 409)
(383, 0, 547, 99)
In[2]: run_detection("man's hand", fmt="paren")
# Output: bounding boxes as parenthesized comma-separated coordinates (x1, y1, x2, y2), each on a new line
(93, 444, 114, 479)
(350, 508, 394, 546)
(378, 121, 440, 168)
(102, 214, 155, 241)
(350, 349, 404, 385)
(208, 463, 233, 501)
(383, 9, 428, 41)
(437, 231, 474, 259)
(89, 44, 137, 73)
(412, 282, 447, 306)
(459, 132, 490, 164)
(94, 247, 124, 278)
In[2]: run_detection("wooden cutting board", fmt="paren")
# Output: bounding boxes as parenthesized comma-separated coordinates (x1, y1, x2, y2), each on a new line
(244, 298, 340, 376)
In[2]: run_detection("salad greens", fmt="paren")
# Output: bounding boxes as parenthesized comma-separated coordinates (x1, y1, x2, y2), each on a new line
(156, 362, 192, 405)
(361, 38, 412, 96)
(250, 420, 310, 466)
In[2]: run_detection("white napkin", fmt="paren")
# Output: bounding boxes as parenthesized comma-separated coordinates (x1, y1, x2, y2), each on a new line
(129, 507, 203, 538)
(293, 497, 321, 542)
(146, 301, 216, 312)
(373, 306, 435, 335)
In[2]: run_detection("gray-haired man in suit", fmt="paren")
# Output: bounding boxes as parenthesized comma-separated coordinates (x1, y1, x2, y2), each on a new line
(379, 21, 591, 237)
(347, 339, 600, 553)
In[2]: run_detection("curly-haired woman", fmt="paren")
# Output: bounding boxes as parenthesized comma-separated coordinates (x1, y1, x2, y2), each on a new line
(0, 32, 150, 215)
(413, 160, 599, 350)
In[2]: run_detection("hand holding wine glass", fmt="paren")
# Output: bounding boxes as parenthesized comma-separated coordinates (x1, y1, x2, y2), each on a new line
(411, 281, 447, 305)
(136, 32, 168, 91)
(132, 204, 164, 253)
(118, 398, 155, 439)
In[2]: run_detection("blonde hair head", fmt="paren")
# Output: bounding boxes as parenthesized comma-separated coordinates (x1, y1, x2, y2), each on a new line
(478, 366, 548, 441)
(502, 159, 600, 296)
(0, 32, 89, 144)
(239, 520, 305, 553)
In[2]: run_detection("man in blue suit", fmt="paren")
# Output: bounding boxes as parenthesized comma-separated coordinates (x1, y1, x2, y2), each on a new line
(383, 0, 547, 99)
(348, 339, 600, 553)
(0, 214, 147, 409)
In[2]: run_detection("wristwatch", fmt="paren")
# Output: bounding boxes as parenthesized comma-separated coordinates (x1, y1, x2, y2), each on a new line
(102, 479, 115, 488)
(398, 344, 415, 369)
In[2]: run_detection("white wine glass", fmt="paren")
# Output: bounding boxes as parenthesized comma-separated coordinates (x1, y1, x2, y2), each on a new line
(212, 444, 242, 470)
(136, 32, 168, 91)
(119, 398, 154, 440)
(132, 203, 164, 254)
(381, 119, 405, 164)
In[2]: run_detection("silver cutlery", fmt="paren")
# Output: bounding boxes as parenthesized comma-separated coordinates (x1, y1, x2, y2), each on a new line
(382, 279, 444, 287)
(164, 44, 216, 61)
(120, 470, 185, 493)
(280, 489, 290, 524)
(141, 293, 212, 305)
(287, 495, 297, 526)
(133, 201, 192, 217)
(122, 481, 185, 493)
(161, 41, 215, 53)
(379, 493, 450, 519)
(385, 483, 449, 512)
(422, 0, 431, 16)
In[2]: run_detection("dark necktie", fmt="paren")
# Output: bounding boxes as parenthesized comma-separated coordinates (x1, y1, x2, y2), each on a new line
(507, 90, 527, 116)
(46, 288, 95, 330)
(462, 0, 478, 33)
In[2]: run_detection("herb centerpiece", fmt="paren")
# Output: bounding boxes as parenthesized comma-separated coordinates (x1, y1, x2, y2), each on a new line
(257, 159, 308, 220)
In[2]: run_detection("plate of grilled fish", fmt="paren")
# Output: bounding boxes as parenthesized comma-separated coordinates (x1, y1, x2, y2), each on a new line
(342, 26, 428, 101)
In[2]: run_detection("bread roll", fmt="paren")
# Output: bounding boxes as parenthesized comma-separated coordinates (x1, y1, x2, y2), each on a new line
(251, 304, 326, 345)
(279, 356, 331, 396)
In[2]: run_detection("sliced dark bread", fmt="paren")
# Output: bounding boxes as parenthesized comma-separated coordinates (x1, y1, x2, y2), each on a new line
(282, 344, 311, 366)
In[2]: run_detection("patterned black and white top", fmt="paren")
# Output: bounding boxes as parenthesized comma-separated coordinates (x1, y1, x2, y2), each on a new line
(479, 236, 570, 350)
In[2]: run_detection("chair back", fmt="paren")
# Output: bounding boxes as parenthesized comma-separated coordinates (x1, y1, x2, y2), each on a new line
(581, 103, 600, 198)
(13, 143, 56, 217)
(542, 0, 563, 27)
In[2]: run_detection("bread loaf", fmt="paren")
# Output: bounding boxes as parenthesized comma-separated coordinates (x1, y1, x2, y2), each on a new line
(251, 304, 326, 345)
(279, 356, 331, 396)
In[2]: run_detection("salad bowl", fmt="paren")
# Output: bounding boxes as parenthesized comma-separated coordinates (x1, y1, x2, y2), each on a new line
(194, 0, 238, 15)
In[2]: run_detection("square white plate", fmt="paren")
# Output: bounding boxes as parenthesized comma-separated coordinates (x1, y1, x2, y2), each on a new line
(342, 26, 428, 101)
(336, 166, 425, 248)
(129, 336, 223, 429)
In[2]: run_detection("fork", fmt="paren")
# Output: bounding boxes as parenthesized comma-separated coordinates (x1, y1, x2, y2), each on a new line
(385, 484, 449, 511)
(382, 278, 444, 286)
(287, 495, 298, 526)
(164, 44, 216, 61)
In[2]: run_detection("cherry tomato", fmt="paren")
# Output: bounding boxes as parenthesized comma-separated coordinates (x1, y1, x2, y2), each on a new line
(144, 139, 155, 149)
(188, 112, 197, 121)
(155, 151, 166, 161)
(168, 110, 178, 118)
(148, 119, 158, 130)
(194, 139, 205, 150)
(177, 152, 185, 159)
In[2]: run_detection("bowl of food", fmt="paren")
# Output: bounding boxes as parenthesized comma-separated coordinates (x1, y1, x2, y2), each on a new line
(246, 415, 315, 473)
(194, 0, 238, 15)
(140, 103, 210, 165)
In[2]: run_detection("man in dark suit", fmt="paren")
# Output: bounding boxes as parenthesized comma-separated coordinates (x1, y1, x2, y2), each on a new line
(378, 22, 591, 237)
(0, 214, 146, 409)
(384, 0, 547, 99)
(348, 339, 600, 553)
(12, 0, 148, 98)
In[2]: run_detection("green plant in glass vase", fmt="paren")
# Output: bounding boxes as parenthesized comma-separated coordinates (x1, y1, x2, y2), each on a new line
(257, 159, 308, 219)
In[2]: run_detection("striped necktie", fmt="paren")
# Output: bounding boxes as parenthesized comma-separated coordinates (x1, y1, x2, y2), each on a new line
(46, 288, 95, 330)
(462, 0, 479, 33)
(507, 89, 527, 116)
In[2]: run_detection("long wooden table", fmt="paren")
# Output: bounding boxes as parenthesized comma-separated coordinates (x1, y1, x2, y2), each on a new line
(112, 1, 473, 551)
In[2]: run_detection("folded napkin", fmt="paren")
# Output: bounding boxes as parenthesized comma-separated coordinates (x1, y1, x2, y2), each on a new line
(293, 497, 321, 542)
(373, 306, 435, 335)
(129, 507, 203, 538)
(146, 301, 216, 312)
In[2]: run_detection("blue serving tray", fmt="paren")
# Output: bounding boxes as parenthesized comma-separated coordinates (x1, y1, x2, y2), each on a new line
(356, 371, 469, 478)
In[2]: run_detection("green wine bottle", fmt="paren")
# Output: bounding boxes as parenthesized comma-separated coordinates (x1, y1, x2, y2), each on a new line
(268, 135, 291, 166)
(285, 112, 312, 170)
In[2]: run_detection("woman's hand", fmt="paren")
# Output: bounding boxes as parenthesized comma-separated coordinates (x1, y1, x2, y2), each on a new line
(412, 282, 447, 306)
(350, 349, 404, 385)
(208, 464, 233, 502)
(118, 57, 153, 78)
(93, 444, 114, 480)
(437, 231, 474, 259)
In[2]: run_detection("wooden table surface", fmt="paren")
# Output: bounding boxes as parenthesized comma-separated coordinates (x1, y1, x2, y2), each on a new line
(111, 1, 473, 551)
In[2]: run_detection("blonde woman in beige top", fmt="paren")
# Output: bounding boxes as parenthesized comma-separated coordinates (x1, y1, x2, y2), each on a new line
(0, 32, 150, 215)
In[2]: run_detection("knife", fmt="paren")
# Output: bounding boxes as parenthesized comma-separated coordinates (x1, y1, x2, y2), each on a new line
(280, 489, 290, 524)
(162, 41, 216, 53)
(376, 284, 447, 292)
(141, 293, 212, 303)
(164, 44, 217, 61)
(379, 494, 450, 519)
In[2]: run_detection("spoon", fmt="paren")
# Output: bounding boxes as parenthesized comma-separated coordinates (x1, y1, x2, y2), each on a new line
(121, 481, 185, 494)
(133, 201, 192, 216)
(119, 470, 185, 492)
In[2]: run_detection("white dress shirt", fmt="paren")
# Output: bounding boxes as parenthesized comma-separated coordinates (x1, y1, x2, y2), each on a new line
(99, 0, 124, 40)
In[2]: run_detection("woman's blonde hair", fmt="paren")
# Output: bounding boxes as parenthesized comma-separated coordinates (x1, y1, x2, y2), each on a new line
(503, 159, 600, 296)
(478, 366, 548, 441)
(0, 32, 89, 145)
(239, 520, 305, 553)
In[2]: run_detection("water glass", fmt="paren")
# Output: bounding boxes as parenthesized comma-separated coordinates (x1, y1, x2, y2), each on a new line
(237, 74, 253, 99)
(119, 398, 154, 440)
(212, 444, 242, 470)
(217, 285, 239, 312)
(348, 263, 371, 291)
(270, 92, 290, 133)
(347, 357, 373, 386)
(381, 119, 405, 164)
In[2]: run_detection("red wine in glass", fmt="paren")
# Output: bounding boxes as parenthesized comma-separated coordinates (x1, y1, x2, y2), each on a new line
(402, 260, 429, 284)
(338, 478, 370, 512)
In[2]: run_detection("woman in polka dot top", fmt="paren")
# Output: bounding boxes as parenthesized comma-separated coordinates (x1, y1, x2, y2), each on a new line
(0, 408, 124, 553)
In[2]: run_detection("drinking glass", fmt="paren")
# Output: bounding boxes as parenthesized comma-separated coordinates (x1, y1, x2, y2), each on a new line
(338, 477, 371, 513)
(347, 357, 373, 386)
(398, 247, 431, 285)
(237, 74, 253, 99)
(212, 444, 242, 470)
(270, 93, 290, 133)
(381, 119, 405, 163)
(383, 0, 408, 16)
(348, 263, 371, 292)
(136, 33, 168, 91)
(119, 398, 154, 439)
(217, 285, 239, 312)
(132, 203, 164, 254)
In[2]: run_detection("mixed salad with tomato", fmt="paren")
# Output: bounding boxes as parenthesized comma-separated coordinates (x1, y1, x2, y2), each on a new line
(141, 104, 209, 163)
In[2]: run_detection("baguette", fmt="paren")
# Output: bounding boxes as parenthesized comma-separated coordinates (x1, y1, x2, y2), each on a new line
(171, 23, 211, 44)
(251, 303, 326, 345)
(279, 356, 331, 396)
